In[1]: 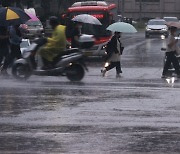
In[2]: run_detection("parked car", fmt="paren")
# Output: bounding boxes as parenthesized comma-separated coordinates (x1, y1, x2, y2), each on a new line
(145, 19, 168, 38)
(24, 20, 44, 39)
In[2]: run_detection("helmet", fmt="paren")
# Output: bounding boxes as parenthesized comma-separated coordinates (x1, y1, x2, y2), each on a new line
(49, 16, 59, 26)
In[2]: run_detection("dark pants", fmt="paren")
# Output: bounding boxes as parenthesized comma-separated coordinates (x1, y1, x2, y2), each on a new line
(2, 44, 22, 70)
(162, 51, 180, 75)
(0, 46, 9, 65)
(105, 61, 122, 74)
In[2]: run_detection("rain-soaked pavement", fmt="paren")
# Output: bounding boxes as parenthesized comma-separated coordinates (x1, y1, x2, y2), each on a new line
(1, 32, 180, 154)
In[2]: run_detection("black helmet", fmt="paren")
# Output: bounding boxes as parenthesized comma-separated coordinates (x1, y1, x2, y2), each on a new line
(49, 16, 59, 26)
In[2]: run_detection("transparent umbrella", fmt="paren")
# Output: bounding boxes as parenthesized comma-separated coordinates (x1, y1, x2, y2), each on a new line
(72, 14, 102, 25)
(106, 22, 137, 33)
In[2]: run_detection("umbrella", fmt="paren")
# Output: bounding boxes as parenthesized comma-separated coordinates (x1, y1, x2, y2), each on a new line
(72, 14, 102, 25)
(166, 22, 180, 29)
(106, 22, 137, 33)
(0, 7, 31, 26)
(27, 13, 39, 21)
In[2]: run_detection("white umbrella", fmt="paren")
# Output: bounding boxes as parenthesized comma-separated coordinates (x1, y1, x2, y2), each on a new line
(106, 22, 137, 33)
(72, 14, 102, 25)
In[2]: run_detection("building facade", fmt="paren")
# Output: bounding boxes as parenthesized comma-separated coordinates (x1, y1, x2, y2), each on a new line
(114, 0, 180, 20)
(1, 0, 179, 21)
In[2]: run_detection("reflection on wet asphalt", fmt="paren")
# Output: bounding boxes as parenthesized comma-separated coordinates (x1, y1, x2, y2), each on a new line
(1, 78, 180, 153)
(1, 32, 180, 153)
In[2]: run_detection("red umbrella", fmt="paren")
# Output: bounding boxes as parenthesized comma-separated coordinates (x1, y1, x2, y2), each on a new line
(166, 22, 180, 29)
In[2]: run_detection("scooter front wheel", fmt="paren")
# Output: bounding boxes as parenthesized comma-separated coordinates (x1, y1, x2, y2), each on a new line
(12, 63, 32, 80)
(66, 64, 85, 81)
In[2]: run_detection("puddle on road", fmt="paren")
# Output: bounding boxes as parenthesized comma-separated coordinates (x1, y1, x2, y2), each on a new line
(128, 130, 180, 153)
(1, 124, 180, 153)
(0, 135, 66, 153)
(0, 87, 105, 117)
(0, 79, 158, 117)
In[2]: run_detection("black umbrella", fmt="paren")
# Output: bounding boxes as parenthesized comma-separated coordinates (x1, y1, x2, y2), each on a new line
(0, 7, 31, 26)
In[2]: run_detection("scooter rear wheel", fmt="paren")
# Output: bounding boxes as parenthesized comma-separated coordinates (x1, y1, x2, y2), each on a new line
(12, 63, 32, 80)
(66, 64, 85, 81)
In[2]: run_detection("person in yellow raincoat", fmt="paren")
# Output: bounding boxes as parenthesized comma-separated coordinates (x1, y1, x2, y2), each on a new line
(39, 16, 67, 69)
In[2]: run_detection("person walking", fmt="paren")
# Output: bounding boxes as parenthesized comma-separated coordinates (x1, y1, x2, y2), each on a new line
(0, 24, 22, 76)
(0, 26, 9, 67)
(101, 32, 124, 78)
(162, 26, 180, 78)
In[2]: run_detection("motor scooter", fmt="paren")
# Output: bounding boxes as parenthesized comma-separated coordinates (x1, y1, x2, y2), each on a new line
(12, 34, 95, 81)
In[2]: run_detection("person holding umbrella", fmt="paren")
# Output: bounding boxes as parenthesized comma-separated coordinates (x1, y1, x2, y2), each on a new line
(101, 32, 124, 78)
(0, 7, 30, 76)
(162, 26, 180, 78)
(0, 26, 9, 67)
(101, 21, 137, 78)
(0, 24, 22, 76)
(70, 14, 102, 48)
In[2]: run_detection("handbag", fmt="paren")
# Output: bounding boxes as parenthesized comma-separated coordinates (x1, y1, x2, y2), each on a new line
(104, 41, 113, 61)
(120, 46, 124, 55)
(118, 38, 124, 55)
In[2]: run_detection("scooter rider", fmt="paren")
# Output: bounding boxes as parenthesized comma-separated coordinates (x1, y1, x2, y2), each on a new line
(39, 16, 67, 70)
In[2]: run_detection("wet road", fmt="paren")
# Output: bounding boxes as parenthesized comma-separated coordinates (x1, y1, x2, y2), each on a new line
(1, 32, 180, 154)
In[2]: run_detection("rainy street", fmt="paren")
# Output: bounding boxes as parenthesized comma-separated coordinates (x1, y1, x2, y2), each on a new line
(1, 32, 180, 153)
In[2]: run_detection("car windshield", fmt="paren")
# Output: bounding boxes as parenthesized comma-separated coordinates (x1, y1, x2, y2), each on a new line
(148, 20, 166, 25)
(20, 40, 29, 48)
(26, 20, 42, 26)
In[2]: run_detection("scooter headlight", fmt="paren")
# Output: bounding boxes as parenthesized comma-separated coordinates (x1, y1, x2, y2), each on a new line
(104, 62, 109, 67)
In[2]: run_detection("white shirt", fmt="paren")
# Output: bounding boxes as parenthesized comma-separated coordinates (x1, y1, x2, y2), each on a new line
(166, 35, 177, 52)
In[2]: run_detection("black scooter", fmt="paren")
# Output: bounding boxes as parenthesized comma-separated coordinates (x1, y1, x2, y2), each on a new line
(12, 35, 95, 81)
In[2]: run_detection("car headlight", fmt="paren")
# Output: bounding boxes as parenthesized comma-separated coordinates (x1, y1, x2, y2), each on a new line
(146, 27, 151, 31)
(162, 28, 167, 31)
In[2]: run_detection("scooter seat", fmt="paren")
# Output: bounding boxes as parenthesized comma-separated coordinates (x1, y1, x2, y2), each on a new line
(52, 48, 81, 65)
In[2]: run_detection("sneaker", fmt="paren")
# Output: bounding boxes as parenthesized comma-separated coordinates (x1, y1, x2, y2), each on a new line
(101, 69, 106, 77)
(116, 74, 121, 78)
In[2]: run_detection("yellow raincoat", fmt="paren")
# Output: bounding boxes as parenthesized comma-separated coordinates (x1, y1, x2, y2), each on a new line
(39, 25, 66, 62)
